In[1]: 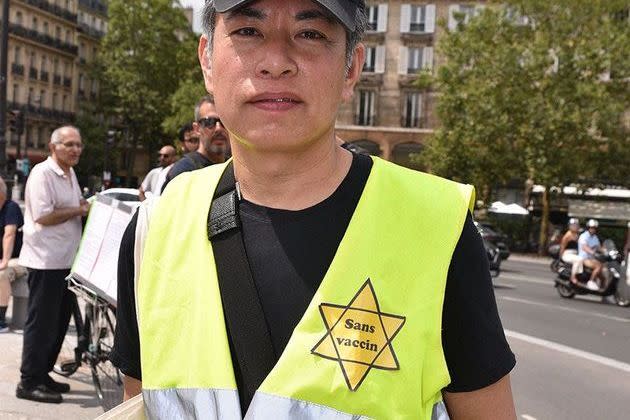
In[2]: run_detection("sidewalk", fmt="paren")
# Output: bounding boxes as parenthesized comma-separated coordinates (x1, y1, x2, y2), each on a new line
(0, 301, 104, 420)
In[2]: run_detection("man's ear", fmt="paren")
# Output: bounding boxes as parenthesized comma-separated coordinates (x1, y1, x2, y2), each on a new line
(341, 43, 366, 104)
(198, 35, 213, 94)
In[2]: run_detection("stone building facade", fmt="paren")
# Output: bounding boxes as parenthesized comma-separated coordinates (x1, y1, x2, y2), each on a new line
(1, 0, 84, 166)
(336, 1, 485, 167)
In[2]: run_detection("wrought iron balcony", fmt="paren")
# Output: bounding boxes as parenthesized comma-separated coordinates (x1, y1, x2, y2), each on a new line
(11, 63, 25, 76)
(40, 71, 49, 82)
(22, 0, 78, 24)
(63, 78, 72, 88)
(53, 74, 62, 85)
(29, 67, 38, 79)
(8, 23, 79, 56)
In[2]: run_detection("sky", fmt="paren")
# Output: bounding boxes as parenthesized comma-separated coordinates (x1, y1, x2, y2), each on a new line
(180, 0, 205, 33)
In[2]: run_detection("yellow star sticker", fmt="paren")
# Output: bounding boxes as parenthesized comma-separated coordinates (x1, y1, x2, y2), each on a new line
(311, 279, 406, 391)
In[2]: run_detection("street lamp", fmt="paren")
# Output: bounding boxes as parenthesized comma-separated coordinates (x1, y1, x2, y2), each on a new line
(103, 130, 116, 189)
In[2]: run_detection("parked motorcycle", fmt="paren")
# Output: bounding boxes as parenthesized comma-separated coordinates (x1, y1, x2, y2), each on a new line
(549, 240, 630, 307)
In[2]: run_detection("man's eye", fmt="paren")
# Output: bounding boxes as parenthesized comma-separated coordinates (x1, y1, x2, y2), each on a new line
(299, 30, 326, 40)
(233, 27, 260, 37)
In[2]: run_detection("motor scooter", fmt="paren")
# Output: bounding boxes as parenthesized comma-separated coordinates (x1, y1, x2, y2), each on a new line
(549, 240, 630, 307)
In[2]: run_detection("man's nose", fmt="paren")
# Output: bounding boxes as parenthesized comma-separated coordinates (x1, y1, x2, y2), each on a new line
(255, 38, 298, 79)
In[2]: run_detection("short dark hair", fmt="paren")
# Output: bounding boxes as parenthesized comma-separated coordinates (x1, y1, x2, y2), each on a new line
(178, 122, 194, 141)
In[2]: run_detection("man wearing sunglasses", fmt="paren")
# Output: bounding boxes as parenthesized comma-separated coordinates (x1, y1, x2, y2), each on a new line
(138, 145, 177, 201)
(111, 1, 516, 418)
(161, 95, 228, 192)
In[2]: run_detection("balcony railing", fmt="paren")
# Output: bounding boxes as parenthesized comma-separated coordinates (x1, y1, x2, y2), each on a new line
(29, 67, 38, 79)
(22, 0, 78, 23)
(78, 22, 105, 39)
(53, 74, 62, 85)
(79, 0, 108, 15)
(8, 23, 79, 55)
(40, 70, 49, 82)
(11, 63, 25, 76)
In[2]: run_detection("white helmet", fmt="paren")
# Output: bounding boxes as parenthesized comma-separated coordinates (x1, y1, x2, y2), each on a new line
(568, 218, 579, 226)
(586, 219, 598, 228)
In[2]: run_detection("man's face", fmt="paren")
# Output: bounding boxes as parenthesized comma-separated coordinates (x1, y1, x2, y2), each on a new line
(51, 129, 82, 168)
(199, 0, 364, 153)
(182, 130, 200, 153)
(158, 146, 176, 167)
(194, 101, 229, 156)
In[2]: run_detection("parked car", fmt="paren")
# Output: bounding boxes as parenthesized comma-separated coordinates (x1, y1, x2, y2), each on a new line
(88, 188, 141, 210)
(475, 221, 511, 260)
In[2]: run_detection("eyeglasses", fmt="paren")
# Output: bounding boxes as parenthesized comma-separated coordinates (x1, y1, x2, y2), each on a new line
(59, 141, 83, 149)
(198, 117, 222, 128)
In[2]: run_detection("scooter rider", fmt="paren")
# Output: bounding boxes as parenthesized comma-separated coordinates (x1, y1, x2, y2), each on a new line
(578, 219, 603, 291)
(560, 218, 582, 285)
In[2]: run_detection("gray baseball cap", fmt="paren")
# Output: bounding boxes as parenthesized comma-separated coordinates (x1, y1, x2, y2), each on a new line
(213, 0, 364, 31)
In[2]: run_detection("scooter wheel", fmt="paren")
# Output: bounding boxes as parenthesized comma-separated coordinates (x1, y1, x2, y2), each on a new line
(614, 291, 630, 307)
(556, 283, 575, 299)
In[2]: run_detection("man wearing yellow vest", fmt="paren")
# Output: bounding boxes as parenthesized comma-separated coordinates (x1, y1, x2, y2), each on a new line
(110, 0, 517, 418)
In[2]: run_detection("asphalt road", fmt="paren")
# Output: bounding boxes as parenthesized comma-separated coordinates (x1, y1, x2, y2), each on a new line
(495, 257, 630, 420)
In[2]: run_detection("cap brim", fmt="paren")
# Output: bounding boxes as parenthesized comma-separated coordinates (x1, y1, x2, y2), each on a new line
(213, 0, 357, 31)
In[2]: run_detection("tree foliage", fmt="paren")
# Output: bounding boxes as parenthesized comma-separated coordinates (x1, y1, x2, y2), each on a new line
(97, 0, 197, 183)
(422, 0, 629, 252)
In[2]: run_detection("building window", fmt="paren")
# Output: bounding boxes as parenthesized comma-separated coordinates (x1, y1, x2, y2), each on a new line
(15, 11, 23, 25)
(410, 5, 426, 32)
(400, 4, 436, 34)
(40, 90, 46, 108)
(32, 17, 38, 31)
(363, 45, 385, 74)
(62, 95, 68, 111)
(56, 26, 62, 40)
(41, 55, 47, 71)
(12, 84, 20, 103)
(43, 22, 49, 35)
(53, 93, 58, 110)
(448, 4, 482, 31)
(366, 4, 388, 32)
(14, 46, 21, 65)
(66, 30, 72, 43)
(398, 46, 433, 75)
(403, 92, 423, 128)
(356, 90, 376, 126)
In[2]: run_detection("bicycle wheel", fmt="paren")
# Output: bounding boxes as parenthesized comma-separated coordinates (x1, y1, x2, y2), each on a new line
(88, 304, 123, 411)
(53, 295, 87, 377)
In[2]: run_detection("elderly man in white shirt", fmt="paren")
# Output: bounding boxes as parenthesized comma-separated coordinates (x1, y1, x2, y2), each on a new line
(16, 125, 89, 404)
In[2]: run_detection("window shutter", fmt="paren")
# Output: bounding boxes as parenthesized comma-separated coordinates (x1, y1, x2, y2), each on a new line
(448, 5, 459, 31)
(425, 4, 436, 33)
(422, 47, 434, 71)
(377, 4, 388, 32)
(400, 4, 411, 33)
(375, 45, 386, 74)
(398, 46, 409, 75)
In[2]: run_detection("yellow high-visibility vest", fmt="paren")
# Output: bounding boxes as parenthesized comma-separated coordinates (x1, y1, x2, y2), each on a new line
(138, 157, 474, 419)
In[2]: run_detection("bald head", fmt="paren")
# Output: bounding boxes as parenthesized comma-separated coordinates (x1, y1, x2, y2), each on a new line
(50, 125, 81, 145)
(158, 145, 177, 168)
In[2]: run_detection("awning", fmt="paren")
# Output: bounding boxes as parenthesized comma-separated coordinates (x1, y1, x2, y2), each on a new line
(568, 199, 630, 221)
(490, 202, 529, 215)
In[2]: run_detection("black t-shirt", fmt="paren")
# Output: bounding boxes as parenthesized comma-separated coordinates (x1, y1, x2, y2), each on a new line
(0, 200, 23, 258)
(161, 151, 213, 193)
(111, 153, 515, 397)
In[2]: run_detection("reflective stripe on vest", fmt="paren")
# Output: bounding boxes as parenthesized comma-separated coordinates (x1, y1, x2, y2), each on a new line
(138, 157, 474, 419)
(142, 389, 450, 420)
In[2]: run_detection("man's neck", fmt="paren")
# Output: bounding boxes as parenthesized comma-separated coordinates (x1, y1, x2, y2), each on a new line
(51, 155, 71, 175)
(232, 134, 353, 210)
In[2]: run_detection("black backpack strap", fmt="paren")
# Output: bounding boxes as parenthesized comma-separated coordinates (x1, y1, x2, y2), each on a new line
(207, 162, 277, 413)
